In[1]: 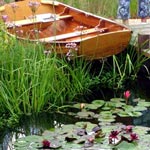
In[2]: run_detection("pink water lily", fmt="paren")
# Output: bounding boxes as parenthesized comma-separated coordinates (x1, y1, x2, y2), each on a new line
(124, 90, 131, 104)
(125, 125, 133, 133)
(130, 133, 139, 141)
(109, 130, 120, 144)
(42, 139, 50, 148)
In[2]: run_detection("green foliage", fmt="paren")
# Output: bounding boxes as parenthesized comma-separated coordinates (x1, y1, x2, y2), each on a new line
(13, 122, 150, 150)
(0, 39, 99, 116)
(61, 97, 150, 124)
(58, 0, 137, 19)
(99, 45, 148, 90)
(59, 0, 118, 18)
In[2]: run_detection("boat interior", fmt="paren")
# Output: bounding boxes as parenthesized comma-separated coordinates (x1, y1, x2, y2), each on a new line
(2, 0, 128, 42)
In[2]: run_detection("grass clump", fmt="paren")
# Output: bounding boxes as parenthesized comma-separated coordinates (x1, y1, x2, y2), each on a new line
(0, 38, 98, 117)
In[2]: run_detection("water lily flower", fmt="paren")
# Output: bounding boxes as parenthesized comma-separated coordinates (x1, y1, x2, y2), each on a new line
(124, 90, 131, 104)
(130, 133, 139, 141)
(109, 130, 120, 144)
(42, 139, 50, 148)
(125, 125, 133, 133)
(80, 103, 85, 110)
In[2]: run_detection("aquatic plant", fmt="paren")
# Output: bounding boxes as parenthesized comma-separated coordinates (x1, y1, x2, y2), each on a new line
(12, 122, 150, 150)
(0, 39, 99, 116)
(124, 90, 131, 104)
(60, 94, 150, 124)
(99, 44, 148, 90)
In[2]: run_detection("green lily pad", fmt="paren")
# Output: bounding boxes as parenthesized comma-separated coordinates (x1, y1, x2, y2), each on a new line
(75, 121, 97, 131)
(92, 100, 105, 107)
(73, 103, 87, 109)
(134, 126, 150, 135)
(85, 103, 101, 110)
(115, 141, 138, 150)
(137, 101, 150, 107)
(112, 108, 124, 114)
(77, 111, 95, 118)
(123, 105, 134, 111)
(127, 111, 143, 117)
(101, 106, 111, 111)
(98, 117, 116, 123)
(133, 106, 147, 112)
(117, 110, 130, 117)
(110, 98, 125, 102)
(14, 140, 29, 147)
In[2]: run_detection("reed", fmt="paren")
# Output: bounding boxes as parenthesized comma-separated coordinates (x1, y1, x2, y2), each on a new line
(59, 0, 137, 19)
(99, 44, 148, 90)
(0, 34, 98, 115)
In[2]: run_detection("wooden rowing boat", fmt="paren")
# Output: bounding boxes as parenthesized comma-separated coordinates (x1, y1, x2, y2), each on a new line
(0, 0, 132, 59)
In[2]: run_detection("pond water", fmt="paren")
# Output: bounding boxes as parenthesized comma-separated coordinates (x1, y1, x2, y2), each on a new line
(1, 71, 150, 150)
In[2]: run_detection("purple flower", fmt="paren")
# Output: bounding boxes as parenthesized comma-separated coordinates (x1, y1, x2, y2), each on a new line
(65, 42, 78, 60)
(65, 42, 78, 50)
(28, 1, 40, 13)
(10, 2, 19, 13)
(2, 15, 8, 22)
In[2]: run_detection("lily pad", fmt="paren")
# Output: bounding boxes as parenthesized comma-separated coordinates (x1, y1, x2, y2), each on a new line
(117, 110, 130, 117)
(123, 105, 134, 111)
(127, 111, 143, 117)
(110, 98, 125, 102)
(76, 111, 95, 119)
(73, 103, 87, 109)
(85, 103, 101, 110)
(115, 141, 138, 150)
(133, 106, 147, 112)
(137, 101, 150, 107)
(92, 100, 105, 107)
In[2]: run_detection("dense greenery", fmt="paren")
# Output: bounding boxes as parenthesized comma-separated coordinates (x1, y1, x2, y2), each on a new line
(0, 0, 148, 130)
(0, 22, 101, 127)
(59, 0, 138, 19)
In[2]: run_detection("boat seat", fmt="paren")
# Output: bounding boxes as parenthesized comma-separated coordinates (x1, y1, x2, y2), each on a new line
(7, 15, 73, 27)
(41, 0, 59, 6)
(39, 27, 108, 42)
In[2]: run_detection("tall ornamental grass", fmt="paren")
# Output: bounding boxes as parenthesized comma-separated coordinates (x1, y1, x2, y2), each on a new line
(0, 34, 98, 115)
(59, 0, 138, 19)
(99, 43, 148, 90)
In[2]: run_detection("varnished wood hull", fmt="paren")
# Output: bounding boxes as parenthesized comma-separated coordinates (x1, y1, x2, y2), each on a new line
(0, 0, 131, 59)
